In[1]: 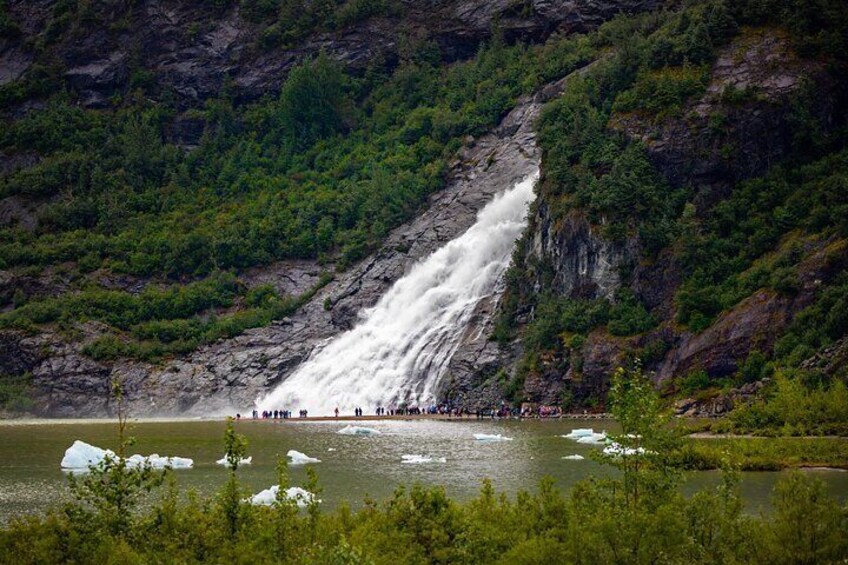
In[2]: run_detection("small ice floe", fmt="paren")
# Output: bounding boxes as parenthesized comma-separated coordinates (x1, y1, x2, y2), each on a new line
(61, 440, 114, 470)
(248, 485, 319, 507)
(337, 425, 382, 436)
(401, 454, 447, 464)
(127, 454, 194, 469)
(602, 443, 647, 457)
(473, 433, 513, 442)
(287, 449, 321, 465)
(61, 440, 194, 471)
(562, 454, 585, 461)
(576, 433, 607, 445)
(216, 456, 253, 466)
(562, 428, 594, 439)
(561, 428, 607, 445)
(327, 447, 337, 452)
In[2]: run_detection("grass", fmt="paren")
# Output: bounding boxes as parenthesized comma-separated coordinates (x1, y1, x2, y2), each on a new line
(677, 436, 848, 471)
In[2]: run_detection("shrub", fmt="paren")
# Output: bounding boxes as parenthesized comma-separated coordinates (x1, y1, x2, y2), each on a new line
(680, 368, 710, 395)
(728, 371, 848, 436)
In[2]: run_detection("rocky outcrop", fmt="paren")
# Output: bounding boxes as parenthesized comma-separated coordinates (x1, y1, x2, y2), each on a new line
(673, 379, 769, 418)
(1, 0, 659, 113)
(657, 236, 845, 383)
(800, 337, 848, 377)
(527, 206, 637, 300)
(658, 290, 792, 383)
(611, 28, 838, 209)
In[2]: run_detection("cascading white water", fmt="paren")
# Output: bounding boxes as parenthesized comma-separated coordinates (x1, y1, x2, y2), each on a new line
(257, 169, 539, 415)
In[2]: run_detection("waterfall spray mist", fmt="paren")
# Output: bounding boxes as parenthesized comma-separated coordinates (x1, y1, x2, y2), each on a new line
(257, 169, 539, 415)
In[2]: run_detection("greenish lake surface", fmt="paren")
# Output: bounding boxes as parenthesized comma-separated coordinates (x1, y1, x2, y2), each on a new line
(1, 418, 846, 522)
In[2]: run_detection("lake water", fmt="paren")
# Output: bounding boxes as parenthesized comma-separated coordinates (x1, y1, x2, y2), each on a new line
(1, 418, 847, 522)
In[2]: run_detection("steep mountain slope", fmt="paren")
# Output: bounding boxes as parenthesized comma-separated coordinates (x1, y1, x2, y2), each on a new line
(1, 0, 847, 418)
(470, 1, 848, 415)
(0, 0, 652, 415)
(1, 0, 655, 110)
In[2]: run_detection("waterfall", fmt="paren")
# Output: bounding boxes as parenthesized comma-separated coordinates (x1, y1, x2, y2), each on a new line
(257, 169, 539, 415)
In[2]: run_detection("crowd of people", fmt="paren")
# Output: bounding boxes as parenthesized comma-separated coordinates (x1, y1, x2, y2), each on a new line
(244, 403, 573, 420)
(251, 409, 308, 419)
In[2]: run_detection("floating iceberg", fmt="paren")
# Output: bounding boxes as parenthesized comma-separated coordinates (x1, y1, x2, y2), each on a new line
(61, 440, 193, 471)
(62, 440, 116, 469)
(337, 425, 381, 436)
(127, 454, 194, 469)
(576, 433, 607, 445)
(562, 429, 607, 445)
(61, 440, 114, 469)
(248, 485, 319, 507)
(473, 433, 513, 442)
(216, 456, 253, 466)
(287, 450, 321, 465)
(562, 454, 585, 460)
(401, 454, 447, 464)
(602, 443, 647, 457)
(562, 428, 594, 439)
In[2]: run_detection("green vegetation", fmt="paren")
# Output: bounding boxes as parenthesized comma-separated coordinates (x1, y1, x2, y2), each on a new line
(775, 267, 848, 367)
(715, 371, 848, 436)
(493, 0, 848, 409)
(0, 20, 596, 361)
(0, 270, 332, 362)
(613, 64, 710, 119)
(80, 274, 331, 362)
(676, 153, 848, 334)
(3, 365, 848, 563)
(0, 40, 594, 279)
(258, 0, 403, 48)
(506, 289, 655, 395)
(679, 436, 848, 471)
(0, 373, 32, 413)
(0, 0, 19, 37)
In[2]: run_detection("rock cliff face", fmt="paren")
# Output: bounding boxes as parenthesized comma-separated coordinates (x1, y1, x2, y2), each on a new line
(527, 206, 637, 301)
(611, 28, 835, 207)
(1, 0, 657, 112)
(486, 27, 848, 408)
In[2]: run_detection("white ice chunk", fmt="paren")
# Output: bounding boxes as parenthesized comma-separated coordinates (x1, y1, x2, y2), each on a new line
(562, 428, 607, 444)
(562, 454, 585, 460)
(473, 433, 513, 442)
(216, 456, 253, 466)
(602, 442, 647, 457)
(61, 440, 115, 469)
(327, 447, 337, 452)
(562, 428, 595, 439)
(287, 450, 321, 465)
(337, 425, 382, 436)
(248, 485, 319, 507)
(401, 454, 447, 464)
(61, 440, 193, 471)
(576, 432, 607, 445)
(126, 454, 194, 469)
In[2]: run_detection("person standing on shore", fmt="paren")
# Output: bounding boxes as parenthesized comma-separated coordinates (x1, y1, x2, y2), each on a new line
(335, 407, 339, 418)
